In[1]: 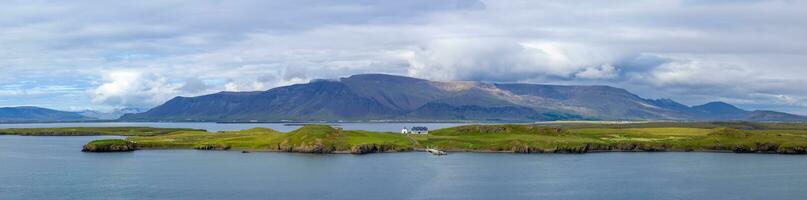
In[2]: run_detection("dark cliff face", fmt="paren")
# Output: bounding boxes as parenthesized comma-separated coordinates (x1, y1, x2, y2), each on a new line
(120, 74, 807, 122)
(0, 106, 96, 122)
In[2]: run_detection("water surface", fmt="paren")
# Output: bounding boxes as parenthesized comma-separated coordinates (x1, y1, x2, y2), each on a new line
(1, 136, 806, 200)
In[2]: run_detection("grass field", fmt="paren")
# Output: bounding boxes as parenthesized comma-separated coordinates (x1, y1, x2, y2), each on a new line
(411, 124, 807, 153)
(11, 122, 807, 154)
(129, 125, 413, 153)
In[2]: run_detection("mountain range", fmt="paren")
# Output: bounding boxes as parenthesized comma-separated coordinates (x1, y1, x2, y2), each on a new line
(120, 74, 807, 122)
(77, 108, 147, 120)
(0, 106, 97, 123)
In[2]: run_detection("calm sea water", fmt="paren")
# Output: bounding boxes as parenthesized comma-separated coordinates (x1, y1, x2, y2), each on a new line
(0, 122, 473, 132)
(1, 136, 807, 200)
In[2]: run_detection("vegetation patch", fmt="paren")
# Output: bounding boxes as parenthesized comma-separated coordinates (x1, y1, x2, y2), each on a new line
(121, 125, 412, 154)
(194, 143, 231, 150)
(82, 139, 137, 152)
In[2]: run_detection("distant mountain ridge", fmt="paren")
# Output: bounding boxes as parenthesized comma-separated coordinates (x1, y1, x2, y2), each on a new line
(78, 108, 146, 120)
(0, 106, 97, 123)
(120, 74, 807, 122)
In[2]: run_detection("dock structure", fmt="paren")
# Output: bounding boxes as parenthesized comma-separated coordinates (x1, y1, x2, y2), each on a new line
(426, 148, 447, 155)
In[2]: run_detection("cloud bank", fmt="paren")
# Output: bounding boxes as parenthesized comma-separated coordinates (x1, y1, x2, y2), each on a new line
(1, 0, 806, 113)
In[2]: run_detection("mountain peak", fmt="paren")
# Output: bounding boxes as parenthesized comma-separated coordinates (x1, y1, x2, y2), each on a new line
(694, 101, 743, 111)
(690, 101, 750, 120)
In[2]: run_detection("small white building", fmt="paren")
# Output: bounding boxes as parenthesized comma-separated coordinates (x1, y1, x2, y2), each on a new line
(401, 126, 429, 134)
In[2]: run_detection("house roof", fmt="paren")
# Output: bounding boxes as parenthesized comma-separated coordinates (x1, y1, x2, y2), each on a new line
(411, 126, 428, 131)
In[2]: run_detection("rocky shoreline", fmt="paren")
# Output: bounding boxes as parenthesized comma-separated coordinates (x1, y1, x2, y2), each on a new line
(115, 145, 807, 155)
(82, 139, 138, 152)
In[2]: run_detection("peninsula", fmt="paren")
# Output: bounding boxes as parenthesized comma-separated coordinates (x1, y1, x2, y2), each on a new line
(8, 122, 803, 154)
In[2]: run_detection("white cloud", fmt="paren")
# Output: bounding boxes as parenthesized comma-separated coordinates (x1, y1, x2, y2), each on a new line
(641, 57, 754, 87)
(773, 94, 800, 106)
(404, 39, 616, 81)
(575, 64, 618, 79)
(224, 81, 267, 92)
(91, 70, 181, 108)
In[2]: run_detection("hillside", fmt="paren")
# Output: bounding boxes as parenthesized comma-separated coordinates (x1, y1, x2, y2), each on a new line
(0, 106, 97, 123)
(128, 125, 413, 154)
(120, 74, 807, 122)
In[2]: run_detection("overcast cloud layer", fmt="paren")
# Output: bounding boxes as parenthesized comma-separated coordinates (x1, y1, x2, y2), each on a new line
(1, 0, 807, 114)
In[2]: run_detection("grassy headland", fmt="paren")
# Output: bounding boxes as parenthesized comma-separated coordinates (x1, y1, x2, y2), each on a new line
(413, 124, 807, 153)
(129, 125, 413, 154)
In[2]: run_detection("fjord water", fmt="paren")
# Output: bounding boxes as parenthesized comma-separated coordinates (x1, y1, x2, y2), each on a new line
(2, 136, 807, 200)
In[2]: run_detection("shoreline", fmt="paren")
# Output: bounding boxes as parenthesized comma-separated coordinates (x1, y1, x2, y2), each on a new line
(128, 146, 803, 155)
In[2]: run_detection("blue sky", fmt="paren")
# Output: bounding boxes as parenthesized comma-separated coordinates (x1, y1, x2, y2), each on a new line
(2, 0, 807, 114)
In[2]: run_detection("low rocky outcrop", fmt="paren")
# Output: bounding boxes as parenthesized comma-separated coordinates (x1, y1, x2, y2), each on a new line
(276, 141, 337, 154)
(350, 144, 410, 154)
(82, 139, 137, 152)
(508, 142, 675, 154)
(193, 144, 231, 150)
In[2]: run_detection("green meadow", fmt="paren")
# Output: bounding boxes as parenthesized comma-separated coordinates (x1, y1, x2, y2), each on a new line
(415, 124, 807, 153)
(6, 122, 806, 154)
(129, 125, 413, 153)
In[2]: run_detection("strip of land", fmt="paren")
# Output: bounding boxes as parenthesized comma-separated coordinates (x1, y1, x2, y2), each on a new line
(4, 122, 807, 154)
(0, 127, 202, 136)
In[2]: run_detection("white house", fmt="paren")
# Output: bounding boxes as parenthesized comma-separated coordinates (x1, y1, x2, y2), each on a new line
(401, 126, 429, 134)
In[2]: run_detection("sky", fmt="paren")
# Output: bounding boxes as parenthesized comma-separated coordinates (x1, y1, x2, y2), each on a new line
(1, 0, 807, 114)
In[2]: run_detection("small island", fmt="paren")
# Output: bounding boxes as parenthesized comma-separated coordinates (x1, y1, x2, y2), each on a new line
(82, 139, 137, 152)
